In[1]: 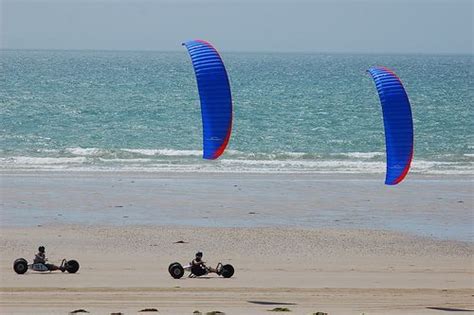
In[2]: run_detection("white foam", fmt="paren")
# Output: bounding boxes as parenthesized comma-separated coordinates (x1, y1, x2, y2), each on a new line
(122, 149, 202, 157)
(2, 156, 87, 165)
(98, 158, 153, 163)
(2, 152, 473, 175)
(219, 159, 386, 173)
(339, 152, 385, 159)
(66, 147, 103, 156)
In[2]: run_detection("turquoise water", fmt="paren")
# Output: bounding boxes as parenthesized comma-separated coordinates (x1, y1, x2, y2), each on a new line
(1, 50, 472, 174)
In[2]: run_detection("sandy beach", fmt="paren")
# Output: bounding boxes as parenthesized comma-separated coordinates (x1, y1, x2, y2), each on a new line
(0, 172, 473, 314)
(3, 0, 473, 314)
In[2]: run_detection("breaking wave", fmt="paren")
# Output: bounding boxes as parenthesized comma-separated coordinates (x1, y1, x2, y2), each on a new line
(1, 147, 472, 175)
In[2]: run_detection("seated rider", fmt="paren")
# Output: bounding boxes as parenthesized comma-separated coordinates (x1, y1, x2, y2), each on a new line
(191, 251, 218, 273)
(34, 246, 64, 272)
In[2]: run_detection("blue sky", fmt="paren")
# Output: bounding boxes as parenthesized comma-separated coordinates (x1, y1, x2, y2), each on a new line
(1, 0, 472, 54)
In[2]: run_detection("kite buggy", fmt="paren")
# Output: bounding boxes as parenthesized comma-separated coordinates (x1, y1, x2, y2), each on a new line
(13, 257, 80, 274)
(168, 261, 234, 279)
(168, 252, 234, 279)
(13, 246, 79, 274)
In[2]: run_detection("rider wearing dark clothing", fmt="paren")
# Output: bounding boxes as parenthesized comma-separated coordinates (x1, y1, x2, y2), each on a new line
(34, 246, 64, 271)
(33, 249, 46, 264)
(192, 251, 217, 273)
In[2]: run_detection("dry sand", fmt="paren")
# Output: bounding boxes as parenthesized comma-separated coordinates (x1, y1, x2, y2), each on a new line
(0, 172, 473, 314)
(1, 226, 472, 314)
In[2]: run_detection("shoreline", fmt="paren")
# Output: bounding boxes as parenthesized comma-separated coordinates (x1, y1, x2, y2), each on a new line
(1, 171, 472, 241)
(2, 169, 473, 178)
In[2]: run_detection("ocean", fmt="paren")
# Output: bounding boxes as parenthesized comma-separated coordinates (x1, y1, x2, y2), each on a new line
(1, 50, 472, 174)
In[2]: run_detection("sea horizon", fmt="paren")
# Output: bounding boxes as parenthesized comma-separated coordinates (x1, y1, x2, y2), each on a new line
(2, 48, 474, 57)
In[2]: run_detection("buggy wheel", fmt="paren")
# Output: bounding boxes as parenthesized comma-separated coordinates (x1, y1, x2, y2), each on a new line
(169, 263, 184, 279)
(13, 258, 28, 274)
(65, 260, 80, 273)
(168, 262, 180, 273)
(221, 264, 234, 278)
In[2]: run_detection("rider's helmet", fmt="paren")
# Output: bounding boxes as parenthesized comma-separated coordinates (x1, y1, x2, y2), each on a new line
(195, 251, 203, 261)
(38, 246, 45, 253)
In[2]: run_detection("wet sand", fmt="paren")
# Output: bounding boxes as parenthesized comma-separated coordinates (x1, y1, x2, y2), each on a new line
(1, 171, 473, 240)
(0, 171, 473, 314)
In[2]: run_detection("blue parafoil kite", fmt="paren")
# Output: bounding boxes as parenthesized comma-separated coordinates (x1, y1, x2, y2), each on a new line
(182, 40, 233, 160)
(367, 66, 413, 185)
